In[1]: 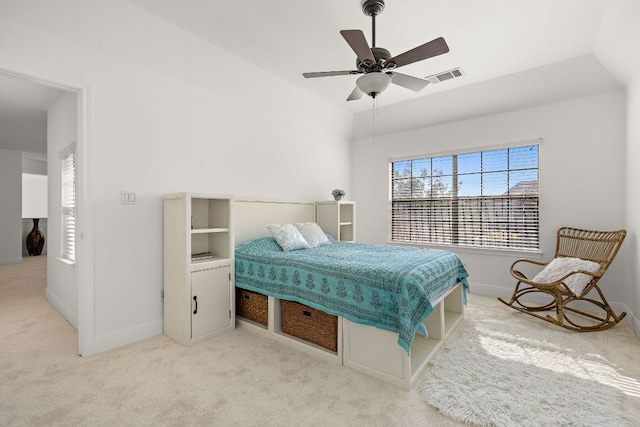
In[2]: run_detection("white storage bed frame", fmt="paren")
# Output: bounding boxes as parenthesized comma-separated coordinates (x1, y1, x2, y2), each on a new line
(233, 199, 465, 390)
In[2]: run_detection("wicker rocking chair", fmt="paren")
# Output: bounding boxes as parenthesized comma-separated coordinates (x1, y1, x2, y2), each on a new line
(498, 227, 627, 332)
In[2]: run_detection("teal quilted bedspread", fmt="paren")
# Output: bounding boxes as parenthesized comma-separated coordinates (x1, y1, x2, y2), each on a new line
(234, 237, 469, 354)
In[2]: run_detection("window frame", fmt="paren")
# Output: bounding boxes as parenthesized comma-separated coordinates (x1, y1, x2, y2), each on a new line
(59, 143, 76, 263)
(388, 140, 541, 254)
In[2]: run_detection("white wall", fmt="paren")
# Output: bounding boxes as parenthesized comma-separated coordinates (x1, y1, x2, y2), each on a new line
(22, 156, 47, 175)
(22, 174, 47, 218)
(0, 0, 352, 354)
(46, 91, 79, 328)
(624, 78, 640, 334)
(0, 148, 22, 264)
(352, 91, 627, 306)
(593, 0, 640, 335)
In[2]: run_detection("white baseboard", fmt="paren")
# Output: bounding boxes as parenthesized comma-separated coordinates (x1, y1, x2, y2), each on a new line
(467, 282, 513, 299)
(46, 286, 162, 356)
(45, 287, 78, 329)
(92, 320, 164, 355)
(469, 281, 640, 339)
(618, 303, 640, 337)
(631, 315, 640, 337)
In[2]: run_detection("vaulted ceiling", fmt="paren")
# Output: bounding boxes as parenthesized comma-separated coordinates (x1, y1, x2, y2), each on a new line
(127, 0, 617, 113)
(0, 72, 61, 154)
(0, 0, 627, 153)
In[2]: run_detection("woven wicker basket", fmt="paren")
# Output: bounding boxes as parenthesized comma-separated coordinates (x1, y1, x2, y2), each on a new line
(236, 289, 268, 326)
(280, 300, 338, 351)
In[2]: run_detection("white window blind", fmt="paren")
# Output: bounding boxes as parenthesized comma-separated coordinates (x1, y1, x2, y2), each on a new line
(60, 143, 76, 262)
(390, 142, 539, 250)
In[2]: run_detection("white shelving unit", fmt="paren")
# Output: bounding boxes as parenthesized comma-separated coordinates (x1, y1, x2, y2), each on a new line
(163, 192, 235, 346)
(342, 282, 465, 389)
(316, 201, 356, 242)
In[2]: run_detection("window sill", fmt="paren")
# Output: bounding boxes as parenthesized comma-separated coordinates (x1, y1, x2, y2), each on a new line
(57, 257, 76, 269)
(387, 241, 544, 259)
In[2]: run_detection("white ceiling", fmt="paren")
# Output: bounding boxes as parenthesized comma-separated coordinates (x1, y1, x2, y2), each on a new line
(0, 0, 623, 154)
(127, 0, 615, 113)
(0, 72, 62, 154)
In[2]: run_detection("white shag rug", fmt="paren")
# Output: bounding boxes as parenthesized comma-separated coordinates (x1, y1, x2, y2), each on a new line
(421, 317, 628, 427)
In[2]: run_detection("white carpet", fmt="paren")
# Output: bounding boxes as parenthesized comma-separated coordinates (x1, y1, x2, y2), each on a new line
(4, 258, 638, 426)
(421, 316, 630, 427)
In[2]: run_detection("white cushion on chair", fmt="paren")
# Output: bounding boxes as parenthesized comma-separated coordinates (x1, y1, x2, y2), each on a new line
(532, 257, 601, 296)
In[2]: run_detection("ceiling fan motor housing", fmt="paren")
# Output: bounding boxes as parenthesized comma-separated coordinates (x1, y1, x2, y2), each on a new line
(361, 0, 385, 17)
(357, 47, 392, 72)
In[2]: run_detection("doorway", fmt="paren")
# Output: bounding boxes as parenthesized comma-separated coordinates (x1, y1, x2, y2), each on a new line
(0, 65, 92, 357)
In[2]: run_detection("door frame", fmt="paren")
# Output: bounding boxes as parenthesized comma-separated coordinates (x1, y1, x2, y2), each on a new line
(0, 62, 95, 356)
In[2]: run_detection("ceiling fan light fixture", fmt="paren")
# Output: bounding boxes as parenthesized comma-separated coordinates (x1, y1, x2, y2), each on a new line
(356, 72, 391, 98)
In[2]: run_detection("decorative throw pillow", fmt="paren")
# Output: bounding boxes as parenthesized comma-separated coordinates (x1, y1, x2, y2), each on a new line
(294, 222, 331, 248)
(267, 224, 311, 251)
(532, 257, 601, 296)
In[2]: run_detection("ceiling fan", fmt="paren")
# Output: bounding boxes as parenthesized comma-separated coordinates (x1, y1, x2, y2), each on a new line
(303, 0, 450, 102)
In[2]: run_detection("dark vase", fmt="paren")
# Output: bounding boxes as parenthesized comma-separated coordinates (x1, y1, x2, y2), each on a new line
(26, 218, 45, 256)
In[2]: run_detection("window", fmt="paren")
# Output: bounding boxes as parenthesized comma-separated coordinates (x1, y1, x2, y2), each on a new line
(390, 142, 539, 250)
(60, 143, 76, 262)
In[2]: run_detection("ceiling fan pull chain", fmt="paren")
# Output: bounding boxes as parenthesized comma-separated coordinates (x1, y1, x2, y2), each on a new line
(372, 97, 377, 145)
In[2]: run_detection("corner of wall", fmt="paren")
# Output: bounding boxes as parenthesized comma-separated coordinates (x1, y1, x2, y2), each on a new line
(45, 287, 78, 330)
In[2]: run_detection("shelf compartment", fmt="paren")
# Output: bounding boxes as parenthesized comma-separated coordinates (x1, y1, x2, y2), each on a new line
(236, 288, 269, 327)
(191, 198, 230, 230)
(281, 300, 338, 352)
(191, 231, 230, 260)
(192, 227, 229, 234)
(315, 201, 356, 243)
(339, 224, 355, 242)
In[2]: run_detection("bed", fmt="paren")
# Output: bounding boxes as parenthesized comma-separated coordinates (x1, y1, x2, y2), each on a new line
(232, 199, 469, 389)
(235, 236, 468, 354)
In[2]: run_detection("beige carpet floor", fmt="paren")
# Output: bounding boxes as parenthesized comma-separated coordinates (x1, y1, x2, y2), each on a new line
(1, 256, 639, 426)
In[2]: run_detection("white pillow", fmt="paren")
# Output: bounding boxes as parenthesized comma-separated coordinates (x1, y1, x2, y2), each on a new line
(532, 257, 600, 296)
(294, 222, 331, 248)
(267, 224, 311, 251)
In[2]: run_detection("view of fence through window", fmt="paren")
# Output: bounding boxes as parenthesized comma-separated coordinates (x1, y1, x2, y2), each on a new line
(390, 143, 539, 250)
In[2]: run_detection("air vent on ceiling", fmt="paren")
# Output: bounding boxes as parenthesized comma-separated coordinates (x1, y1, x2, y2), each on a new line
(426, 68, 464, 84)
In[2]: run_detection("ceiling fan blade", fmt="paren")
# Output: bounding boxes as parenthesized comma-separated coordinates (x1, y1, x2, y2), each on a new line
(303, 70, 358, 78)
(340, 30, 376, 65)
(347, 86, 363, 101)
(390, 72, 430, 92)
(388, 37, 449, 69)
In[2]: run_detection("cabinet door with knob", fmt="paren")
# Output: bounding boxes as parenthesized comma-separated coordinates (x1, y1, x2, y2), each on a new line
(191, 266, 232, 339)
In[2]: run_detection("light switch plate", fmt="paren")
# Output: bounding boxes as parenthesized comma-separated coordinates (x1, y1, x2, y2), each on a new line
(121, 190, 137, 205)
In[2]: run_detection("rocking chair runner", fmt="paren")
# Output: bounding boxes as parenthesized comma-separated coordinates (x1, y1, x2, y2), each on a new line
(499, 227, 627, 332)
